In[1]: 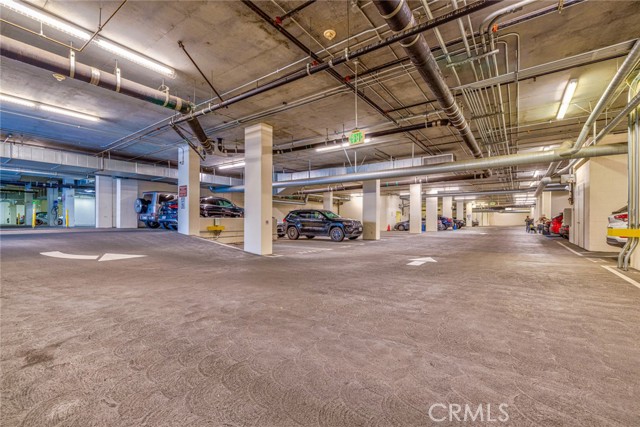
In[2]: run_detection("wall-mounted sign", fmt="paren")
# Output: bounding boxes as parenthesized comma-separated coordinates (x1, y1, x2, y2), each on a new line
(178, 185, 187, 197)
(349, 129, 365, 145)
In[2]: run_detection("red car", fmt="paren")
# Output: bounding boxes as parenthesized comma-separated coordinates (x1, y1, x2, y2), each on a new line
(548, 213, 563, 235)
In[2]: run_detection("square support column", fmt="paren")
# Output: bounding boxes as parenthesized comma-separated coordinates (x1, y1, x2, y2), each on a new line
(24, 192, 33, 227)
(116, 179, 139, 228)
(362, 180, 380, 240)
(46, 188, 59, 226)
(442, 196, 453, 219)
(323, 192, 333, 211)
(426, 191, 438, 232)
(466, 202, 474, 225)
(456, 201, 464, 220)
(244, 123, 273, 255)
(62, 179, 75, 227)
(409, 183, 422, 233)
(178, 145, 200, 236)
(95, 175, 114, 228)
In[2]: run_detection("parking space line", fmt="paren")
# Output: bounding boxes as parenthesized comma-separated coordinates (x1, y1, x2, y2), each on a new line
(556, 241, 584, 257)
(602, 266, 640, 290)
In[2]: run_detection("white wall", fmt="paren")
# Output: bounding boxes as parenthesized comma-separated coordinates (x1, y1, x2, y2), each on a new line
(551, 192, 571, 217)
(472, 212, 529, 226)
(74, 197, 96, 226)
(379, 194, 401, 230)
(339, 195, 363, 221)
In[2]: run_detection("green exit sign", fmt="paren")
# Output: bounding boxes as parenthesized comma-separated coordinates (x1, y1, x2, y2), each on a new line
(349, 130, 365, 145)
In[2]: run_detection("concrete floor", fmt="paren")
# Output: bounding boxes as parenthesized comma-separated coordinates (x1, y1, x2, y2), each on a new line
(1, 227, 639, 426)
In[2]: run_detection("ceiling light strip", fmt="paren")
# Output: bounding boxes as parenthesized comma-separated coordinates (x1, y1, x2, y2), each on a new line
(0, 0, 175, 78)
(0, 92, 100, 122)
(556, 79, 578, 120)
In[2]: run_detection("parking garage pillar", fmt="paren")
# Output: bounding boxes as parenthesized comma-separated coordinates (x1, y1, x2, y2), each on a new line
(466, 202, 474, 225)
(178, 145, 200, 236)
(46, 188, 58, 226)
(95, 175, 114, 228)
(426, 190, 438, 232)
(244, 123, 273, 256)
(323, 192, 333, 211)
(24, 192, 34, 227)
(116, 179, 139, 228)
(442, 196, 453, 219)
(62, 179, 75, 227)
(362, 180, 380, 240)
(409, 183, 422, 233)
(456, 201, 464, 220)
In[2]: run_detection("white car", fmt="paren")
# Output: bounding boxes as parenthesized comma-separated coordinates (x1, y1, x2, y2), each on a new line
(607, 206, 628, 247)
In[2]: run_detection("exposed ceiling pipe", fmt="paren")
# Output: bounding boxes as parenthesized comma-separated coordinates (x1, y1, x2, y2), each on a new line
(172, 0, 495, 126)
(372, 0, 489, 176)
(534, 39, 640, 195)
(275, 0, 317, 24)
(424, 188, 535, 198)
(0, 36, 192, 114)
(293, 173, 477, 195)
(210, 142, 626, 192)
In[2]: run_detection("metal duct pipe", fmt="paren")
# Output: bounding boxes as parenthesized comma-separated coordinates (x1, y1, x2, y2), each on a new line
(424, 188, 535, 198)
(619, 74, 640, 270)
(0, 36, 193, 114)
(185, 118, 215, 155)
(564, 40, 640, 156)
(210, 142, 627, 192)
(293, 173, 477, 195)
(373, 0, 484, 160)
(535, 40, 640, 194)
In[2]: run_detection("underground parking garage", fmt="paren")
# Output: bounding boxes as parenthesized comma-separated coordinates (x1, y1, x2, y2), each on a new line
(1, 0, 639, 425)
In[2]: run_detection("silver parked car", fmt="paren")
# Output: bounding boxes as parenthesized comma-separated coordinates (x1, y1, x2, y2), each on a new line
(607, 206, 628, 247)
(135, 191, 177, 229)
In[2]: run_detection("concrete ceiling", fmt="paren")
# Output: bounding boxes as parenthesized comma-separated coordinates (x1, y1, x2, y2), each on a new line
(1, 0, 639, 199)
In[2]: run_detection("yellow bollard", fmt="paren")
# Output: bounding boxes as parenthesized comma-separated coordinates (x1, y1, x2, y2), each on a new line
(31, 209, 36, 228)
(65, 209, 69, 228)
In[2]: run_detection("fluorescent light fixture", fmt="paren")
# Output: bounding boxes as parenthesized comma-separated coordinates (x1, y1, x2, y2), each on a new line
(0, 0, 175, 78)
(0, 0, 90, 40)
(95, 39, 175, 77)
(218, 161, 245, 170)
(0, 93, 36, 108)
(1, 92, 100, 121)
(556, 79, 578, 120)
(399, 192, 410, 196)
(316, 142, 349, 152)
(40, 104, 99, 122)
(364, 138, 371, 143)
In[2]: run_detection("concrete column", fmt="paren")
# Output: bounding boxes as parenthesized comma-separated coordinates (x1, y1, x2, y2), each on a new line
(178, 145, 201, 236)
(95, 175, 114, 228)
(466, 202, 474, 225)
(426, 191, 438, 231)
(46, 188, 59, 226)
(409, 183, 422, 233)
(24, 192, 33, 227)
(62, 188, 75, 227)
(323, 191, 333, 211)
(442, 196, 453, 219)
(244, 123, 273, 255)
(456, 201, 464, 220)
(362, 180, 380, 240)
(116, 179, 139, 228)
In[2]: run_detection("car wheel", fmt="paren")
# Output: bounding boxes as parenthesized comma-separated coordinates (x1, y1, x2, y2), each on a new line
(286, 226, 300, 240)
(329, 227, 345, 242)
(398, 224, 405, 231)
(134, 198, 149, 214)
(348, 236, 359, 240)
(305, 235, 315, 239)
(161, 223, 170, 230)
(57, 219, 63, 225)
(145, 221, 161, 229)
(168, 224, 177, 231)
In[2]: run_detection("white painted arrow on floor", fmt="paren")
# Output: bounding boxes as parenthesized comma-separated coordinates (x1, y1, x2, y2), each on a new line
(41, 251, 146, 262)
(407, 257, 437, 266)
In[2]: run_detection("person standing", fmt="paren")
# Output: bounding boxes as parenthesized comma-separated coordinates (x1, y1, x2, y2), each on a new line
(525, 215, 533, 233)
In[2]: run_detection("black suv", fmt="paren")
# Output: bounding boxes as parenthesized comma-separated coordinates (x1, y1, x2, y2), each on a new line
(157, 196, 243, 229)
(283, 209, 362, 242)
(200, 197, 244, 217)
